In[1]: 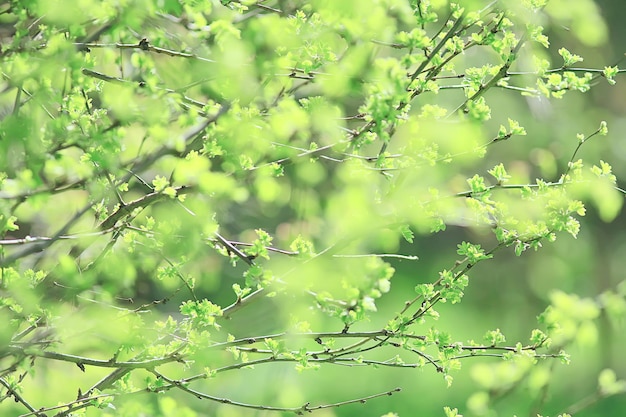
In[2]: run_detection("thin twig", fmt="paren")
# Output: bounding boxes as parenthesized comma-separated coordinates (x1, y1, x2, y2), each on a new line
(150, 368, 400, 414)
(98, 186, 190, 229)
(214, 232, 255, 266)
(7, 347, 182, 369)
(0, 203, 94, 266)
(75, 39, 215, 63)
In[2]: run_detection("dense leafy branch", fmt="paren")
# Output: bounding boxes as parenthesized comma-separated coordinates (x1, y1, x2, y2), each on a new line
(1, 0, 625, 416)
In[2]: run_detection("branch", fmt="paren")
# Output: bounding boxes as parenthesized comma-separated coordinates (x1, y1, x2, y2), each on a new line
(75, 38, 215, 63)
(8, 347, 183, 369)
(0, 203, 94, 266)
(97, 186, 190, 229)
(206, 330, 399, 350)
(81, 68, 211, 111)
(125, 103, 230, 177)
(0, 377, 41, 416)
(227, 0, 285, 15)
(333, 253, 419, 260)
(150, 368, 400, 415)
(561, 122, 606, 180)
(222, 287, 265, 319)
(507, 67, 626, 76)
(250, 139, 350, 171)
(16, 392, 116, 417)
(409, 11, 468, 83)
(0, 177, 86, 200)
(450, 32, 527, 115)
(213, 232, 255, 266)
(0, 229, 116, 246)
(0, 106, 226, 266)
(208, 237, 418, 260)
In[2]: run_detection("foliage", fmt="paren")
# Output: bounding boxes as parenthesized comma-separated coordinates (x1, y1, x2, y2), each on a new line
(0, 0, 625, 416)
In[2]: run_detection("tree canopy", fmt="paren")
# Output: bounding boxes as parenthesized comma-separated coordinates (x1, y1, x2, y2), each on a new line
(1, 0, 625, 416)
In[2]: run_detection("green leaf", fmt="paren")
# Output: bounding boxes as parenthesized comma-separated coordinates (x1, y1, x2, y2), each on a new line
(444, 406, 462, 417)
(400, 224, 414, 243)
(603, 67, 619, 85)
(180, 299, 223, 329)
(152, 175, 170, 192)
(466, 175, 488, 194)
(415, 283, 436, 299)
(487, 163, 511, 184)
(484, 328, 506, 346)
(558, 47, 584, 67)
